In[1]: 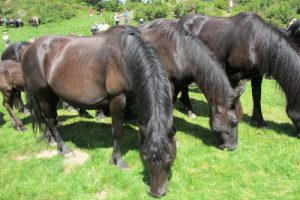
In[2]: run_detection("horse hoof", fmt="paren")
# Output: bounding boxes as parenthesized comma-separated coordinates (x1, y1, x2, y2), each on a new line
(251, 118, 267, 127)
(188, 111, 196, 119)
(110, 158, 128, 169)
(59, 147, 73, 156)
(23, 109, 31, 116)
(15, 126, 26, 132)
(57, 120, 64, 127)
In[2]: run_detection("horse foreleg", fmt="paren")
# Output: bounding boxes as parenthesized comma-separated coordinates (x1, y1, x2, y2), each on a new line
(1, 90, 26, 131)
(109, 93, 128, 169)
(180, 86, 196, 118)
(251, 76, 267, 127)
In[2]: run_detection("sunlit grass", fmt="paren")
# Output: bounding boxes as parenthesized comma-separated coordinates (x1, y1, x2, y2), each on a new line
(1, 80, 300, 199)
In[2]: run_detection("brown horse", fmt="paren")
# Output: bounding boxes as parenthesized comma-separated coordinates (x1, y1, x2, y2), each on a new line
(0, 60, 26, 131)
(1, 41, 31, 113)
(179, 13, 300, 137)
(141, 19, 245, 150)
(22, 26, 175, 197)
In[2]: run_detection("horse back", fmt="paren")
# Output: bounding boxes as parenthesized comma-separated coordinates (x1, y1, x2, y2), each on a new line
(22, 35, 128, 107)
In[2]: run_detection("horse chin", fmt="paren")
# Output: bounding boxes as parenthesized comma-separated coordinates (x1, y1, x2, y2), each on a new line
(148, 179, 168, 198)
(148, 167, 169, 198)
(217, 132, 238, 151)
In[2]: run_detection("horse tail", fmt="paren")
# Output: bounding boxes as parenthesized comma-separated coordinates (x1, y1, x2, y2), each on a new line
(25, 86, 46, 135)
(11, 92, 20, 110)
(119, 26, 174, 165)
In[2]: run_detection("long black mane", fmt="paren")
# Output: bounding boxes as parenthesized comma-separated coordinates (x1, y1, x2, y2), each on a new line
(108, 25, 174, 166)
(147, 20, 236, 106)
(247, 13, 300, 106)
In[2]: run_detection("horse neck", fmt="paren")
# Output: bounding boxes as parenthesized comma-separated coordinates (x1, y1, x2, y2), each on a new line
(122, 31, 173, 133)
(181, 34, 234, 107)
(255, 21, 300, 106)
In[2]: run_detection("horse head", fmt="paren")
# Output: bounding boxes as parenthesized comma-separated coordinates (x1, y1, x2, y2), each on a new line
(209, 80, 246, 151)
(139, 124, 176, 198)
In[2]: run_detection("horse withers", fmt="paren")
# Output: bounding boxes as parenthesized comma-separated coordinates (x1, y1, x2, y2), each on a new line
(21, 26, 176, 197)
(141, 19, 245, 150)
(0, 60, 26, 131)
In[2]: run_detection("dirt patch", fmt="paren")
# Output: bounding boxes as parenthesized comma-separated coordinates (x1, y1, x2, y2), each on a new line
(95, 190, 107, 200)
(35, 150, 58, 158)
(63, 149, 90, 173)
(15, 155, 30, 161)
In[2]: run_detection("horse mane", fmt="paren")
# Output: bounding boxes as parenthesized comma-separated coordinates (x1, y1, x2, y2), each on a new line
(109, 25, 174, 168)
(146, 19, 236, 106)
(245, 13, 300, 106)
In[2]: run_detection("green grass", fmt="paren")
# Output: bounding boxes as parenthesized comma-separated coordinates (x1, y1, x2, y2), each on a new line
(1, 13, 300, 200)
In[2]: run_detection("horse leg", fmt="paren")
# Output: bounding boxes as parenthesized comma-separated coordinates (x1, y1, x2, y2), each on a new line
(1, 90, 26, 131)
(109, 93, 128, 168)
(180, 86, 196, 118)
(38, 91, 72, 155)
(251, 76, 267, 127)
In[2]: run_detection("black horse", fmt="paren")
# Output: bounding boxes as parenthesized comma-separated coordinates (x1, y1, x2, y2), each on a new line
(21, 26, 176, 197)
(179, 12, 300, 136)
(141, 19, 245, 150)
(1, 41, 31, 113)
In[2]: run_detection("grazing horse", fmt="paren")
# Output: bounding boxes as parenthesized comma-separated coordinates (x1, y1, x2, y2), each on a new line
(141, 19, 245, 150)
(0, 60, 26, 131)
(1, 41, 31, 113)
(179, 12, 300, 136)
(22, 26, 176, 197)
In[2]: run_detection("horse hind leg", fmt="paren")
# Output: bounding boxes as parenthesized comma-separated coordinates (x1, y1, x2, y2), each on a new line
(180, 86, 196, 118)
(37, 90, 72, 155)
(251, 76, 267, 127)
(109, 93, 128, 169)
(1, 90, 26, 131)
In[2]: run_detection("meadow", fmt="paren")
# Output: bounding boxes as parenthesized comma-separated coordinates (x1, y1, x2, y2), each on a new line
(0, 12, 300, 200)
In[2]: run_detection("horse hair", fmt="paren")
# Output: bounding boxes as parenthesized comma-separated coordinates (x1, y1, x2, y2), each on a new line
(147, 20, 236, 107)
(244, 12, 300, 106)
(114, 26, 174, 169)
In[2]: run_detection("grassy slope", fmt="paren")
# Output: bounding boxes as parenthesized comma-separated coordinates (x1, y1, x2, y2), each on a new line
(0, 13, 300, 200)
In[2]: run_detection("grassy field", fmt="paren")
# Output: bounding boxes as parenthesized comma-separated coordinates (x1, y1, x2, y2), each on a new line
(1, 12, 300, 200)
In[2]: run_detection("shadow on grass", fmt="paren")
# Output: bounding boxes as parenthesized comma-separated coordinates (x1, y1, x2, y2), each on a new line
(242, 114, 296, 137)
(0, 112, 4, 127)
(174, 97, 210, 118)
(59, 119, 140, 153)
